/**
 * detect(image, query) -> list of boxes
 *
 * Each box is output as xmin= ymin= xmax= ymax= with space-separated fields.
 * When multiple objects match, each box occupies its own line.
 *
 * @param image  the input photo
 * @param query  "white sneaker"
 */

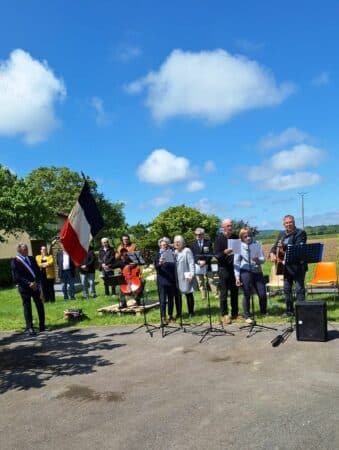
xmin=245 ymin=318 xmax=254 ymax=324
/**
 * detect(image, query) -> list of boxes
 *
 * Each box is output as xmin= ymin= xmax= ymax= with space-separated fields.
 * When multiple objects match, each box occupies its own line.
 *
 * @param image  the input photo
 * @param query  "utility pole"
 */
xmin=298 ymin=192 xmax=307 ymax=229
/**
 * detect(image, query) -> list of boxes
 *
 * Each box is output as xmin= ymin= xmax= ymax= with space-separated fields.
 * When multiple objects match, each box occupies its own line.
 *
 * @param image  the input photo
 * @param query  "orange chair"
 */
xmin=307 ymin=262 xmax=338 ymax=302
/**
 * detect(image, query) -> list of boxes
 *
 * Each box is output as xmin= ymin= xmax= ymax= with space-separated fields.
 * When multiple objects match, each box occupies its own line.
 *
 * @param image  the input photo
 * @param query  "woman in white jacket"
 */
xmin=174 ymin=235 xmax=196 ymax=319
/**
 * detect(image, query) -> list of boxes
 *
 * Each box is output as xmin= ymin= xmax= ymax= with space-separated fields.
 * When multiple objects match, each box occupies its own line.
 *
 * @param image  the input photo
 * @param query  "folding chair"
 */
xmin=307 ymin=262 xmax=338 ymax=302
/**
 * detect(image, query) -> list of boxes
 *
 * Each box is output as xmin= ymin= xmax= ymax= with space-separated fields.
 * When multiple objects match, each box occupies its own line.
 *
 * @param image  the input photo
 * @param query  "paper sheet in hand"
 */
xmin=160 ymin=249 xmax=175 ymax=263
xmin=249 ymin=242 xmax=262 ymax=260
xmin=195 ymin=264 xmax=207 ymax=275
xmin=227 ymin=239 xmax=241 ymax=254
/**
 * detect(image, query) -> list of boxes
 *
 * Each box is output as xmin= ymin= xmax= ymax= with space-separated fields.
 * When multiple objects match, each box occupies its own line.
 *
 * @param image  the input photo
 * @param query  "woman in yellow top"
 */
xmin=36 ymin=246 xmax=56 ymax=302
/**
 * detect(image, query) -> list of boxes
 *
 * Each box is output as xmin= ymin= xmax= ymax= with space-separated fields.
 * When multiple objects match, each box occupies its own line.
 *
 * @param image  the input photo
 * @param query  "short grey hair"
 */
xmin=158 ymin=237 xmax=171 ymax=247
xmin=195 ymin=227 xmax=205 ymax=234
xmin=173 ymin=235 xmax=185 ymax=245
xmin=101 ymin=237 xmax=109 ymax=244
xmin=16 ymin=243 xmax=28 ymax=252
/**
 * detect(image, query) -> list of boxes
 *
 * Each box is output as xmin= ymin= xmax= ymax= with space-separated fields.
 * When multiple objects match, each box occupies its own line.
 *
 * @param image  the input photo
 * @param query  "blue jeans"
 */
xmin=80 ymin=272 xmax=96 ymax=297
xmin=61 ymin=270 xmax=75 ymax=300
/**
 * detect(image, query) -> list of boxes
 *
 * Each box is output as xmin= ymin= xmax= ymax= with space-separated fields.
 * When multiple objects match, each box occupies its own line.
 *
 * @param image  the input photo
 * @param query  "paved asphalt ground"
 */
xmin=1 ymin=319 xmax=339 ymax=450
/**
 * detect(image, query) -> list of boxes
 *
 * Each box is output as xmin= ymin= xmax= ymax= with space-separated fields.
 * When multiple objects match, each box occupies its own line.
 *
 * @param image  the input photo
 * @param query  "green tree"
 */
xmin=134 ymin=205 xmax=221 ymax=261
xmin=25 ymin=166 xmax=126 ymax=245
xmin=0 ymin=164 xmax=54 ymax=241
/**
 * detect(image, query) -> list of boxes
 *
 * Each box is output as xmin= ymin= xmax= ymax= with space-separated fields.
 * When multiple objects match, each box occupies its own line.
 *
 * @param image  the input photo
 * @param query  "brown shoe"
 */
xmin=232 ymin=315 xmax=244 ymax=321
xmin=161 ymin=317 xmax=168 ymax=326
xmin=222 ymin=315 xmax=232 ymax=325
xmin=168 ymin=316 xmax=176 ymax=324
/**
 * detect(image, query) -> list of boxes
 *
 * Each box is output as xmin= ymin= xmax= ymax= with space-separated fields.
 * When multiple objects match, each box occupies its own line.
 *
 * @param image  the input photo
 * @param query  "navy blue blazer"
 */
xmin=11 ymin=255 xmax=41 ymax=293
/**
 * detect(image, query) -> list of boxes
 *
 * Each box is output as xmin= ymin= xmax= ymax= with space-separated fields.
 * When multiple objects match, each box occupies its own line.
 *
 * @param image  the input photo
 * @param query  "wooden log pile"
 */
xmin=97 ymin=299 xmax=160 ymax=316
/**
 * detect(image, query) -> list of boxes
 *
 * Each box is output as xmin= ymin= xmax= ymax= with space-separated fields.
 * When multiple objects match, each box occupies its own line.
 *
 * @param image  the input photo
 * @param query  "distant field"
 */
xmin=261 ymin=235 xmax=338 ymax=262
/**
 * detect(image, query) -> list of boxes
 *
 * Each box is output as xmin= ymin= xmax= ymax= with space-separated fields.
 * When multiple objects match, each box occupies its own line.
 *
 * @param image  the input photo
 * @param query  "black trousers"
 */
xmin=40 ymin=273 xmax=55 ymax=302
xmin=218 ymin=267 xmax=239 ymax=317
xmin=158 ymin=285 xmax=176 ymax=318
xmin=284 ymin=266 xmax=306 ymax=312
xmin=19 ymin=288 xmax=45 ymax=330
xmin=177 ymin=292 xmax=194 ymax=315
xmin=240 ymin=270 xmax=267 ymax=317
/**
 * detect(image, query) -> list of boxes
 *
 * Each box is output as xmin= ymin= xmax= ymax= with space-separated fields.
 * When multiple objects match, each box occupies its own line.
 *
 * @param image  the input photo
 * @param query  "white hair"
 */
xmin=173 ymin=235 xmax=185 ymax=245
xmin=158 ymin=236 xmax=171 ymax=247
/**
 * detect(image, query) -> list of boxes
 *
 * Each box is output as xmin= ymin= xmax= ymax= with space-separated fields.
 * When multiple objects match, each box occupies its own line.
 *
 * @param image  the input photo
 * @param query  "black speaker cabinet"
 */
xmin=295 ymin=301 xmax=327 ymax=342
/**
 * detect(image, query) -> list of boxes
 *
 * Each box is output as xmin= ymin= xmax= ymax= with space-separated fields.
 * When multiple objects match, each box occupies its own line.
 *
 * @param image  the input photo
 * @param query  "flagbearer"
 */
xmin=11 ymin=243 xmax=46 ymax=336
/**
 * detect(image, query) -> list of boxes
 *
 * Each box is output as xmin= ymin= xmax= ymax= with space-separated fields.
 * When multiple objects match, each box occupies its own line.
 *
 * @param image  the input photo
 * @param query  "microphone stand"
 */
xmin=193 ymin=254 xmax=234 ymax=343
xmin=239 ymin=243 xmax=277 ymax=338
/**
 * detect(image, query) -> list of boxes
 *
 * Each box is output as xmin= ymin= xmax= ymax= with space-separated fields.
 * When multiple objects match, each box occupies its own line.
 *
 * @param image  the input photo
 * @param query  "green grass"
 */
xmin=1 ymin=263 xmax=338 ymax=332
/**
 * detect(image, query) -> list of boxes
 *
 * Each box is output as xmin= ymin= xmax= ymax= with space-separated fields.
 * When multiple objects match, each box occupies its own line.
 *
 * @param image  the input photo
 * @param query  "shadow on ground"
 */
xmin=0 ymin=329 xmax=124 ymax=394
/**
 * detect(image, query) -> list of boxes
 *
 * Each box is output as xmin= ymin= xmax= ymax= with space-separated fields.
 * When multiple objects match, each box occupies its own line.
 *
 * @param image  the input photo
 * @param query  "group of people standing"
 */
xmin=11 ymin=214 xmax=307 ymax=334
xmin=154 ymin=214 xmax=307 ymax=327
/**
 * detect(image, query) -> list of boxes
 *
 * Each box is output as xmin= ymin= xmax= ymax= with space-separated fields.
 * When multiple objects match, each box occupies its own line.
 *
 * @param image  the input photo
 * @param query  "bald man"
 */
xmin=214 ymin=219 xmax=240 ymax=325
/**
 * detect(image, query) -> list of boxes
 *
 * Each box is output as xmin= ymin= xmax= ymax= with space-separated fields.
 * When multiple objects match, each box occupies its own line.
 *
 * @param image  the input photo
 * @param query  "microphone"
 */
xmin=271 ymin=334 xmax=284 ymax=347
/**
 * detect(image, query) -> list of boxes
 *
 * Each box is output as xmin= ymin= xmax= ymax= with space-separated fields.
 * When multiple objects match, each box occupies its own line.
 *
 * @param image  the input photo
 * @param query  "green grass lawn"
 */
xmin=1 ymin=262 xmax=338 ymax=332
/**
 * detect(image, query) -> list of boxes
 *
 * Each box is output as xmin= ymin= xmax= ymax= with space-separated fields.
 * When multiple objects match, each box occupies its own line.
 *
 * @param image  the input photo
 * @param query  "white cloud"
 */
xmin=311 ymin=71 xmax=329 ymax=86
xmin=0 ymin=49 xmax=66 ymax=144
xmin=262 ymin=172 xmax=321 ymax=191
xmin=204 ymin=160 xmax=216 ymax=173
xmin=270 ymin=144 xmax=324 ymax=171
xmin=114 ymin=44 xmax=142 ymax=62
xmin=140 ymin=189 xmax=173 ymax=209
xmin=126 ymin=48 xmax=295 ymax=123
xmin=193 ymin=198 xmax=219 ymax=214
xmin=137 ymin=149 xmax=192 ymax=184
xmin=186 ymin=180 xmax=205 ymax=192
xmin=259 ymin=127 xmax=308 ymax=150
xmin=91 ymin=96 xmax=111 ymax=126
xmin=247 ymin=144 xmax=324 ymax=191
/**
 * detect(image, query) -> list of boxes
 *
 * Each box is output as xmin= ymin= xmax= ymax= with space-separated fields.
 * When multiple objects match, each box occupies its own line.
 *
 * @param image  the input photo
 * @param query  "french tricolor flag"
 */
xmin=60 ymin=181 xmax=104 ymax=266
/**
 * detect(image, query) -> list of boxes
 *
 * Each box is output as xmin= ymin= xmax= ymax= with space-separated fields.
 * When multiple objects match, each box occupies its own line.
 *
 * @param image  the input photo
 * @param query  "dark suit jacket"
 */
xmin=190 ymin=239 xmax=214 ymax=270
xmin=214 ymin=233 xmax=238 ymax=269
xmin=11 ymin=255 xmax=41 ymax=293
xmin=56 ymin=251 xmax=76 ymax=278
xmin=79 ymin=249 xmax=96 ymax=274
xmin=270 ymin=227 xmax=307 ymax=275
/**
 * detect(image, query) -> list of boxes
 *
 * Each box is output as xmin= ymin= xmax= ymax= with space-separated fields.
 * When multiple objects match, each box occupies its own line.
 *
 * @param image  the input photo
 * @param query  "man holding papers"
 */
xmin=190 ymin=227 xmax=216 ymax=300
xmin=214 ymin=219 xmax=240 ymax=325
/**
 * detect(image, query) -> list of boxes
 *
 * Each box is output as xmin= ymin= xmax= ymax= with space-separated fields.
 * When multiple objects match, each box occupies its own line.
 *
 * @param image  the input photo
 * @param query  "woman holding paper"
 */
xmin=234 ymin=228 xmax=267 ymax=323
xmin=154 ymin=237 xmax=179 ymax=325
xmin=173 ymin=235 xmax=196 ymax=319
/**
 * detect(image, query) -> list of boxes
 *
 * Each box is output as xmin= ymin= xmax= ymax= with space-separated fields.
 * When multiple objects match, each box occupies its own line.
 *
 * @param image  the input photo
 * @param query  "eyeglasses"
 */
xmin=195 ymin=233 xmax=202 ymax=236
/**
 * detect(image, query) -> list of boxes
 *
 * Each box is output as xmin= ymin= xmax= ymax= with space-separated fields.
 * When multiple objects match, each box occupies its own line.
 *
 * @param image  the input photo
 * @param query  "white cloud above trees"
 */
xmin=126 ymin=48 xmax=294 ymax=123
xmin=247 ymin=144 xmax=324 ymax=191
xmin=0 ymin=49 xmax=66 ymax=144
xmin=137 ymin=149 xmax=192 ymax=184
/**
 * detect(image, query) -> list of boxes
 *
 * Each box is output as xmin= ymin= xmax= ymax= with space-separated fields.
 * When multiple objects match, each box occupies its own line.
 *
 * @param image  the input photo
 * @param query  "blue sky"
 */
xmin=0 ymin=0 xmax=338 ymax=230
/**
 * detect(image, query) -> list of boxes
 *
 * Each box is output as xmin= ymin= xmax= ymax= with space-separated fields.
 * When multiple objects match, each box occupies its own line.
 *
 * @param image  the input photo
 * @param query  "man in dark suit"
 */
xmin=190 ymin=227 xmax=215 ymax=299
xmin=11 ymin=243 xmax=45 ymax=335
xmin=270 ymin=214 xmax=307 ymax=316
xmin=214 ymin=218 xmax=240 ymax=325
